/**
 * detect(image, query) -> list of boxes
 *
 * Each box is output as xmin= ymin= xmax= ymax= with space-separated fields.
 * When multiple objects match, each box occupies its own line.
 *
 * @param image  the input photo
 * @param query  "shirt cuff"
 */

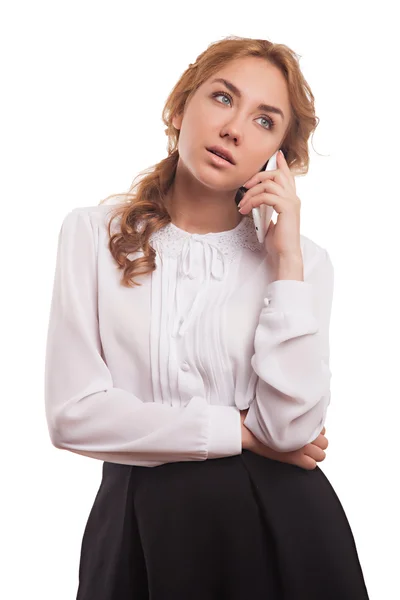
xmin=207 ymin=405 xmax=242 ymax=459
xmin=264 ymin=279 xmax=314 ymax=313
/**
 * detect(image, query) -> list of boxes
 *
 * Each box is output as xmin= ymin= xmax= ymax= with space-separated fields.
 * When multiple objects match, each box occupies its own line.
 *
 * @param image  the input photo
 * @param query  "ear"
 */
xmin=172 ymin=112 xmax=183 ymax=131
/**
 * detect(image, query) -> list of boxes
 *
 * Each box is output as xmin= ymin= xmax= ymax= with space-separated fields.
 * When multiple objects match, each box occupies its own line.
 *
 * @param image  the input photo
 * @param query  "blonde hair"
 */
xmin=100 ymin=35 xmax=320 ymax=287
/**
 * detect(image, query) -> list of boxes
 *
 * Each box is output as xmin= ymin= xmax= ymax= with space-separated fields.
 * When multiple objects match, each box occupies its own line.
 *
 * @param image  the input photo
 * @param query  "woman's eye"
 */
xmin=212 ymin=92 xmax=275 ymax=130
xmin=256 ymin=116 xmax=274 ymax=130
xmin=213 ymin=92 xmax=231 ymax=105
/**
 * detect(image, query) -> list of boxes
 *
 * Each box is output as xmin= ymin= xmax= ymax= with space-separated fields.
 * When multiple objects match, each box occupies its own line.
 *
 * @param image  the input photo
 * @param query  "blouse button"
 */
xmin=264 ymin=297 xmax=270 ymax=307
xmin=181 ymin=361 xmax=190 ymax=371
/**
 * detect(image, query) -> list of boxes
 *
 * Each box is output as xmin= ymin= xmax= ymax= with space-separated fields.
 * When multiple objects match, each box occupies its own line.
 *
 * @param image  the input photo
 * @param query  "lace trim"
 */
xmin=148 ymin=215 xmax=262 ymax=261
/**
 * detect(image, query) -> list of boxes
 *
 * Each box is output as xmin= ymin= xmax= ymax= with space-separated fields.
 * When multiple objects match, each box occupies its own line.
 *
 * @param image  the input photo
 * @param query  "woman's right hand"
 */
xmin=240 ymin=410 xmax=328 ymax=470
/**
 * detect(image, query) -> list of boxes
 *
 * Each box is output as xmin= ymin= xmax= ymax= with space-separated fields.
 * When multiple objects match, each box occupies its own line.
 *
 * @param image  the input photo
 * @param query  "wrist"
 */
xmin=269 ymin=253 xmax=304 ymax=281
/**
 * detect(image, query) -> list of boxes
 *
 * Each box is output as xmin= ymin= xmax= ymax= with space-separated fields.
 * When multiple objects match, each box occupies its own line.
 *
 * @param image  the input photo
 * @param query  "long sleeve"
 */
xmin=244 ymin=247 xmax=334 ymax=452
xmin=44 ymin=209 xmax=242 ymax=467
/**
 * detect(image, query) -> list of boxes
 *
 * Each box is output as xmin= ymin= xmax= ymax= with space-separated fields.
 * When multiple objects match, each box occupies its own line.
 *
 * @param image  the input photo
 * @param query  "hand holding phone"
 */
xmin=234 ymin=150 xmax=280 ymax=244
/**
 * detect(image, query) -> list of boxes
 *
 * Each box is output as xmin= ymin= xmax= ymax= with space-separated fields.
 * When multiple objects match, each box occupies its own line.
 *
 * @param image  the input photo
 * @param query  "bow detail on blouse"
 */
xmin=172 ymin=235 xmax=226 ymax=338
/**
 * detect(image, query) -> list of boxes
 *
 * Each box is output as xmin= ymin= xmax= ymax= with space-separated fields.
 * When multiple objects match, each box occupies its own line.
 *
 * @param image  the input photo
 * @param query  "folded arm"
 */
xmin=244 ymin=248 xmax=334 ymax=452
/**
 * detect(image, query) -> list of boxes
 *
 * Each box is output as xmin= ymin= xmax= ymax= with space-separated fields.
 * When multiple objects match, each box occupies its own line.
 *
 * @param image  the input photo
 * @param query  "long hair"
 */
xmin=100 ymin=35 xmax=320 ymax=287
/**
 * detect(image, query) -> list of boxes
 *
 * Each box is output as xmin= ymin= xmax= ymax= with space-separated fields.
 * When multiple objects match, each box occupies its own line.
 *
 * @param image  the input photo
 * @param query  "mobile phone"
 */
xmin=234 ymin=149 xmax=280 ymax=244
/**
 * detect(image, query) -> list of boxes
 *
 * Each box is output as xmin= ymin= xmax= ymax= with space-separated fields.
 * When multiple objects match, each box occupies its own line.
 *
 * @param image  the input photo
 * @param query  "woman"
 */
xmin=45 ymin=36 xmax=370 ymax=599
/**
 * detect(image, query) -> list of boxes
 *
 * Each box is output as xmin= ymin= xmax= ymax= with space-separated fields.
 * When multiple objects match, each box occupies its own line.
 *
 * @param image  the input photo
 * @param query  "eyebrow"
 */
xmin=210 ymin=77 xmax=285 ymax=121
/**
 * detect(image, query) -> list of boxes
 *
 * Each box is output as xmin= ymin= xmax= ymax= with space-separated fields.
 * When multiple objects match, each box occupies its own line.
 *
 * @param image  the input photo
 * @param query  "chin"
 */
xmin=193 ymin=164 xmax=238 ymax=192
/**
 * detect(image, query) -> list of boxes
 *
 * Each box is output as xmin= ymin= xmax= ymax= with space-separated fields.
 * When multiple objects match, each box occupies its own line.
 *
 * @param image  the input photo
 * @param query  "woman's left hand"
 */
xmin=240 ymin=409 xmax=328 ymax=470
xmin=238 ymin=150 xmax=302 ymax=261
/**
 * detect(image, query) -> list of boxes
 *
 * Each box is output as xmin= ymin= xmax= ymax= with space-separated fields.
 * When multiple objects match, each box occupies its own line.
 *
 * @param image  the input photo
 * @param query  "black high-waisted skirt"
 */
xmin=76 ymin=450 xmax=370 ymax=599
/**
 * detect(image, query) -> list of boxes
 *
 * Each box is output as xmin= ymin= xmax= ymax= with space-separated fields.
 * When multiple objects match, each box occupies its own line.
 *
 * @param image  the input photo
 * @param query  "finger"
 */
xmin=301 ymin=456 xmax=317 ymax=470
xmin=311 ymin=426 xmax=326 ymax=443
xmin=245 ymin=174 xmax=290 ymax=198
xmin=311 ymin=433 xmax=329 ymax=450
xmin=238 ymin=192 xmax=282 ymax=215
xmin=266 ymin=219 xmax=275 ymax=235
xmin=277 ymin=150 xmax=296 ymax=191
xmin=266 ymin=448 xmax=317 ymax=471
xmin=241 ymin=179 xmax=283 ymax=203
xmin=287 ymin=451 xmax=317 ymax=471
xmin=304 ymin=443 xmax=326 ymax=462
xmin=243 ymin=166 xmax=290 ymax=191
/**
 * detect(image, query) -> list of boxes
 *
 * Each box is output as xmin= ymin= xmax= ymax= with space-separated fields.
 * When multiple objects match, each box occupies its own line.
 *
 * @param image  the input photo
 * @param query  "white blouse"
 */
xmin=44 ymin=202 xmax=334 ymax=467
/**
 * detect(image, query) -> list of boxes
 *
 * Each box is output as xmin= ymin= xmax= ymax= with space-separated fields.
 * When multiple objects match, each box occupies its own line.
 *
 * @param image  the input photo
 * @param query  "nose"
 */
xmin=220 ymin=116 xmax=243 ymax=144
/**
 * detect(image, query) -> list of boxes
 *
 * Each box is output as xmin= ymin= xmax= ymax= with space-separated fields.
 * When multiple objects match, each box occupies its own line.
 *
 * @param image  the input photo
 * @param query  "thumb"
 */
xmin=266 ymin=219 xmax=275 ymax=235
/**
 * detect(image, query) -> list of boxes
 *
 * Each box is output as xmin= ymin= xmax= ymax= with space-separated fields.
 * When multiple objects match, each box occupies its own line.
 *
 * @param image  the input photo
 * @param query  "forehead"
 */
xmin=209 ymin=57 xmax=288 ymax=96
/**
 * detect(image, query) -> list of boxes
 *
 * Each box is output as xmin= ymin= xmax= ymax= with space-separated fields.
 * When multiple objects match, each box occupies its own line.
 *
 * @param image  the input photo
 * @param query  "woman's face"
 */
xmin=172 ymin=56 xmax=292 ymax=193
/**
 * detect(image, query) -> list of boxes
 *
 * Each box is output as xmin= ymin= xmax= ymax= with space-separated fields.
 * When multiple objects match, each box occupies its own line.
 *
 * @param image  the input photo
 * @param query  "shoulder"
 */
xmin=60 ymin=202 xmax=122 ymax=234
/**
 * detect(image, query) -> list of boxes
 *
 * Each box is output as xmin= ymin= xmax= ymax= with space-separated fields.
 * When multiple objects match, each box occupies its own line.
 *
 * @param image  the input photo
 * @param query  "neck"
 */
xmin=164 ymin=160 xmax=243 ymax=234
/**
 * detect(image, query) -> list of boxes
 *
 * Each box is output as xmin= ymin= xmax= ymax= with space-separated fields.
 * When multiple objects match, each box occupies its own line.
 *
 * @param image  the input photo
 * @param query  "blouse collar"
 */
xmin=149 ymin=215 xmax=262 ymax=337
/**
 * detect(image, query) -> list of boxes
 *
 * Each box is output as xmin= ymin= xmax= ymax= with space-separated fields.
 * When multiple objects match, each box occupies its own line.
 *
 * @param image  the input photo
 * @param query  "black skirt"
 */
xmin=76 ymin=450 xmax=370 ymax=599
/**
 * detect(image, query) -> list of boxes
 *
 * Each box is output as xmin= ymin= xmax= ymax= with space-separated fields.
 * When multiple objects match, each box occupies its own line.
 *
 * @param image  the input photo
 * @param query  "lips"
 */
xmin=206 ymin=146 xmax=235 ymax=164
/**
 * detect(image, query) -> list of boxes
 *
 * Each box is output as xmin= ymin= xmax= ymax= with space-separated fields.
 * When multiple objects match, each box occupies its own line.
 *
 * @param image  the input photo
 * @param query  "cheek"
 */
xmin=177 ymin=127 xmax=197 ymax=164
xmin=178 ymin=116 xmax=203 ymax=159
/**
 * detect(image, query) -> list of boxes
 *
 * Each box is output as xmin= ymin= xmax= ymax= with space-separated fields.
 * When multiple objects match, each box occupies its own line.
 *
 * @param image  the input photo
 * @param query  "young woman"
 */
xmin=45 ymin=36 xmax=370 ymax=599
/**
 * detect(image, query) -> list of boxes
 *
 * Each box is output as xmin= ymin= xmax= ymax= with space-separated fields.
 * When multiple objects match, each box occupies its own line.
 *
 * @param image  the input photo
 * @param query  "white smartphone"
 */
xmin=234 ymin=149 xmax=280 ymax=244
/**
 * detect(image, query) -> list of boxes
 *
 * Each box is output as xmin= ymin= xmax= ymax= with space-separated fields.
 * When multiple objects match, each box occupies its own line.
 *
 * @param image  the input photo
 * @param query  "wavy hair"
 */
xmin=100 ymin=35 xmax=321 ymax=287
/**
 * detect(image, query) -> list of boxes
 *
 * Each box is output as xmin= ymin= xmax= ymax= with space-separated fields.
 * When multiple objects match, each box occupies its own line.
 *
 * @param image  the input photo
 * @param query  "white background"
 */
xmin=1 ymin=1 xmax=398 ymax=598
